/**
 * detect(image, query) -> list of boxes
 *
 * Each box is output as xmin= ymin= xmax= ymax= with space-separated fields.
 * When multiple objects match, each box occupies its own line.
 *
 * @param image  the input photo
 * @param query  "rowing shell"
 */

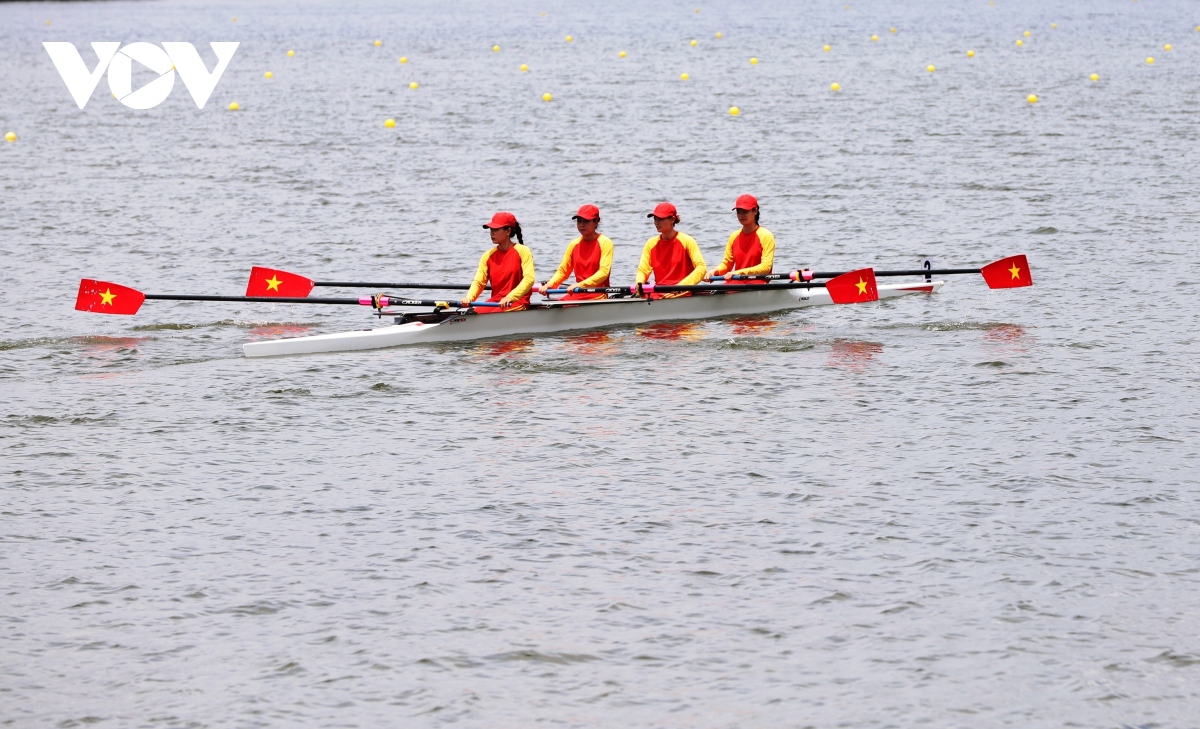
xmin=241 ymin=281 xmax=943 ymax=357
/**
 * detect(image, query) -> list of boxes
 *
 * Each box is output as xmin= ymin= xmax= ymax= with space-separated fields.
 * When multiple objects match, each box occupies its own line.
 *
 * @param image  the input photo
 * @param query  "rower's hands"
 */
xmin=498 ymin=295 xmax=516 ymax=309
xmin=537 ymin=283 xmax=549 ymax=295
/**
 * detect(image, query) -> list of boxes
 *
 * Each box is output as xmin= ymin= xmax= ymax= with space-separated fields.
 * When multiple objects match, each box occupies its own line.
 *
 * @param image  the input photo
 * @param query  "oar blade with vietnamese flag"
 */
xmin=75 ymin=279 xmax=146 ymax=315
xmin=980 ymin=255 xmax=1033 ymax=289
xmin=246 ymin=266 xmax=315 ymax=297
xmin=825 ymin=268 xmax=879 ymax=304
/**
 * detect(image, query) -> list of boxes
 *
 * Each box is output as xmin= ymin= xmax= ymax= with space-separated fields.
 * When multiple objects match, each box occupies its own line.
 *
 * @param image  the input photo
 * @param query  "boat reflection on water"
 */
xmin=636 ymin=321 xmax=704 ymax=341
xmin=477 ymin=339 xmax=534 ymax=357
xmin=828 ymin=339 xmax=884 ymax=371
xmin=983 ymin=323 xmax=1027 ymax=343
xmin=729 ymin=315 xmax=778 ymax=337
xmin=246 ymin=324 xmax=312 ymax=340
xmin=565 ymin=330 xmax=617 ymax=355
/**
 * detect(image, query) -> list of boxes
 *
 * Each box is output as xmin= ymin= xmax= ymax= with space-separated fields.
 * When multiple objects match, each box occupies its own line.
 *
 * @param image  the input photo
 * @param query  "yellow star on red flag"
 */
xmin=100 ymin=288 xmax=116 ymax=306
xmin=1008 ymin=264 xmax=1021 ymax=280
xmin=855 ymin=278 xmax=868 ymax=295
xmin=264 ymin=275 xmax=282 ymax=291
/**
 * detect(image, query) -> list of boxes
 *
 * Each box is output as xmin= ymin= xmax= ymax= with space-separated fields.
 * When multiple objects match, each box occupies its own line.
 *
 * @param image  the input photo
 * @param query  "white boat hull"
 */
xmin=242 ymin=281 xmax=943 ymax=357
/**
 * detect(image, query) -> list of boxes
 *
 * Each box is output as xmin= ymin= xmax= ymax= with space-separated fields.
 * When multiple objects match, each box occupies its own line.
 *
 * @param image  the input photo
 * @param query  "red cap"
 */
xmin=483 ymin=211 xmax=518 ymax=229
xmin=733 ymin=194 xmax=759 ymax=210
xmin=647 ymin=202 xmax=678 ymax=218
xmin=573 ymin=204 xmax=600 ymax=221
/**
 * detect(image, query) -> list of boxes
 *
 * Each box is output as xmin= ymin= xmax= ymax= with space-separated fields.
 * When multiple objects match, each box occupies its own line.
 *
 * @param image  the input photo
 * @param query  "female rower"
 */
xmin=634 ymin=202 xmax=706 ymax=299
xmin=537 ymin=204 xmax=613 ymax=300
xmin=460 ymin=212 xmax=536 ymax=314
xmin=708 ymin=194 xmax=775 ymax=285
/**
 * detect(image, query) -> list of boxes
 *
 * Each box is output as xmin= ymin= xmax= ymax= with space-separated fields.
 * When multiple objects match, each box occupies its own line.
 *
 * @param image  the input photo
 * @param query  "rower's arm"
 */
xmin=463 ymin=250 xmax=491 ymax=302
xmin=509 ymin=245 xmax=536 ymax=300
xmin=711 ymin=232 xmax=737 ymax=276
xmin=575 ymin=236 xmax=614 ymax=288
xmin=545 ymin=239 xmax=578 ymax=290
xmin=733 ymin=229 xmax=775 ymax=276
xmin=677 ymin=234 xmax=708 ymax=286
xmin=635 ymin=237 xmax=657 ymax=284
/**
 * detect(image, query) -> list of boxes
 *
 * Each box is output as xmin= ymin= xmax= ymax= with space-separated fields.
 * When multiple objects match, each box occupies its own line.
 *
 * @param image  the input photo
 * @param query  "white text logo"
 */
xmin=43 ymin=42 xmax=239 ymax=110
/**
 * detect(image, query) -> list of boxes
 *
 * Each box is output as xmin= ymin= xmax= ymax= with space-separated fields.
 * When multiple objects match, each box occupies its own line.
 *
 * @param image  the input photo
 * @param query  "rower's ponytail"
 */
xmin=510 ymin=222 xmax=524 ymax=246
xmin=755 ymin=208 xmax=761 ymax=224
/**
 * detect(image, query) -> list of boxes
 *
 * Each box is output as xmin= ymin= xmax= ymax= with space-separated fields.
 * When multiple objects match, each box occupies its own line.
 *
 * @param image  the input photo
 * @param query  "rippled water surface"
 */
xmin=3 ymin=0 xmax=1200 ymax=726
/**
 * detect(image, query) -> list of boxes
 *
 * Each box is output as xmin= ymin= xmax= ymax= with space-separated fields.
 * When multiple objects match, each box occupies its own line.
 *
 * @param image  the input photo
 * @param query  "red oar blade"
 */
xmin=246 ymin=267 xmax=315 ymax=297
xmin=825 ymin=268 xmax=879 ymax=304
xmin=75 ymin=279 xmax=146 ymax=315
xmin=981 ymin=255 xmax=1033 ymax=288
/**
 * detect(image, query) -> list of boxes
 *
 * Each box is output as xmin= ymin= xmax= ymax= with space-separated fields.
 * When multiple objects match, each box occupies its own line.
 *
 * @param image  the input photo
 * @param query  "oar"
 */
xmin=547 ymin=268 xmax=881 ymax=304
xmin=720 ymin=254 xmax=1032 ymax=289
xmin=245 ymin=267 xmax=484 ymax=297
xmin=74 ymin=280 xmax=490 ymax=315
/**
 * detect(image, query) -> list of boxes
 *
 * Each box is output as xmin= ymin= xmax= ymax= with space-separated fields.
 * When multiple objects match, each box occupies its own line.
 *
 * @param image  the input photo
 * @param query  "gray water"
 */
xmin=3 ymin=0 xmax=1200 ymax=726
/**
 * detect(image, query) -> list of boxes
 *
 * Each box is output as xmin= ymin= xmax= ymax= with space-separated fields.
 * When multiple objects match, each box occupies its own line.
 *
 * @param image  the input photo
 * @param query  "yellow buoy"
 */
xmin=287 ymin=50 xmax=295 ymax=57
xmin=1090 ymin=73 xmax=1099 ymax=81
xmin=716 ymin=32 xmax=723 ymax=39
xmin=232 ymin=17 xmax=237 ymax=22
xmin=565 ymin=35 xmax=573 ymax=42
xmin=264 ymin=71 xmax=273 ymax=79
xmin=4 ymin=131 xmax=15 ymax=142
xmin=542 ymin=92 xmax=553 ymax=101
xmin=1024 ymin=30 xmax=1031 ymax=37
xmin=967 ymin=49 xmax=975 ymax=57
xmin=1164 ymin=44 xmax=1172 ymax=51
xmin=1016 ymin=39 xmax=1024 ymax=46
xmin=374 ymin=40 xmax=382 ymax=47
xmin=619 ymin=50 xmax=627 ymax=57
xmin=890 ymin=28 xmax=896 ymax=33
xmin=1027 ymin=94 xmax=1038 ymax=103
xmin=384 ymin=118 xmax=396 ymax=128
xmin=45 ymin=20 xmax=51 ymax=25
xmin=729 ymin=106 xmax=740 ymax=116
xmin=823 ymin=45 xmax=831 ymax=52
xmin=410 ymin=81 xmax=419 ymax=89
xmin=1146 ymin=56 xmax=1155 ymax=64
xmin=399 ymin=56 xmax=408 ymax=64
xmin=228 ymin=101 xmax=239 ymax=110
xmin=871 ymin=34 xmax=879 ymax=42
xmin=680 ymin=72 xmax=690 ymax=80
xmin=750 ymin=57 xmax=758 ymax=65
xmin=927 ymin=64 xmax=935 ymax=72
xmin=1051 ymin=23 xmax=1058 ymax=29
xmin=831 ymin=82 xmax=841 ymax=91
xmin=493 ymin=45 xmax=500 ymax=52
xmin=691 ymin=39 xmax=698 ymax=47
xmin=695 ymin=7 xmax=700 ymax=11
xmin=520 ymin=64 xmax=529 ymax=72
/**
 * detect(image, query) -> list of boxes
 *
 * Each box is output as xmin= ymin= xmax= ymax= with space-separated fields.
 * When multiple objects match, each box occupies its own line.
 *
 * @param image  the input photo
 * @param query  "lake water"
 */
xmin=2 ymin=0 xmax=1199 ymax=726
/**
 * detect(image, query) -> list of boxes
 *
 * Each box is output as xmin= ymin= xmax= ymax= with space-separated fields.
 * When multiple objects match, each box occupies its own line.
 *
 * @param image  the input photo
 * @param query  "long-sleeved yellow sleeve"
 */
xmin=545 ymin=239 xmax=580 ymax=290
xmin=676 ymin=233 xmax=707 ymax=286
xmin=635 ymin=237 xmax=658 ymax=284
xmin=509 ymin=244 xmax=536 ymax=300
xmin=463 ymin=248 xmax=493 ymax=303
xmin=712 ymin=233 xmax=738 ymax=277
xmin=574 ymin=235 xmax=613 ymax=288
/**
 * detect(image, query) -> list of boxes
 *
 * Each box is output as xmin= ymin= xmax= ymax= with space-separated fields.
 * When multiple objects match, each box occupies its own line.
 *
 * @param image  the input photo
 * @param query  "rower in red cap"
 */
xmin=538 ymin=204 xmax=613 ymax=300
xmin=708 ymin=194 xmax=775 ymax=284
xmin=461 ymin=212 xmax=537 ymax=314
xmin=634 ymin=202 xmax=707 ymax=298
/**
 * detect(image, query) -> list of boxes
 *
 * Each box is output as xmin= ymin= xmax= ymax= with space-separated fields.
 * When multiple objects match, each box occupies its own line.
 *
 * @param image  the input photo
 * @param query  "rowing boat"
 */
xmin=241 ymin=280 xmax=943 ymax=357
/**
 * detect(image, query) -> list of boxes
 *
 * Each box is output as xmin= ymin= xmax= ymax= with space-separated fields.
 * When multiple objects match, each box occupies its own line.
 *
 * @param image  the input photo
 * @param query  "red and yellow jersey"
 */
xmin=546 ymin=235 xmax=613 ymax=300
xmin=711 ymin=227 xmax=775 ymax=283
xmin=464 ymin=243 xmax=535 ymax=313
xmin=635 ymin=232 xmax=706 ymax=288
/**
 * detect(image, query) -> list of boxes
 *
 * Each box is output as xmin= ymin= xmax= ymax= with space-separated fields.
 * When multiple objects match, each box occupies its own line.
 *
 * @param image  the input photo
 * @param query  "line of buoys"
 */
xmin=1164 ymin=44 xmax=1172 ymax=51
xmin=831 ymin=82 xmax=841 ymax=91
xmin=716 ymin=32 xmax=723 ymax=39
xmin=968 ymin=49 xmax=975 ymax=57
xmin=374 ymin=40 xmax=382 ymax=47
xmin=749 ymin=57 xmax=758 ymax=65
xmin=871 ymin=34 xmax=879 ymax=41
xmin=264 ymin=71 xmax=273 ymax=79
xmin=287 ymin=50 xmax=295 ymax=57
xmin=927 ymin=64 xmax=936 ymax=72
xmin=1024 ymin=30 xmax=1031 ymax=37
xmin=493 ymin=45 xmax=500 ymax=52
xmin=520 ymin=64 xmax=529 ymax=72
xmin=890 ymin=28 xmax=896 ymax=33
xmin=680 ymin=72 xmax=690 ymax=80
xmin=691 ymin=39 xmax=698 ymax=47
xmin=228 ymin=101 xmax=239 ymax=110
xmin=565 ymin=35 xmax=573 ymax=42
xmin=384 ymin=118 xmax=396 ymax=128
xmin=823 ymin=45 xmax=831 ymax=52
xmin=619 ymin=50 xmax=627 ymax=57
xmin=1052 ymin=23 xmax=1058 ymax=29
xmin=1146 ymin=56 xmax=1155 ymax=64
xmin=399 ymin=56 xmax=408 ymax=64
xmin=1027 ymin=94 xmax=1038 ymax=103
xmin=1016 ymin=39 xmax=1024 ymax=46
xmin=1090 ymin=73 xmax=1099 ymax=81
xmin=4 ymin=131 xmax=15 ymax=142
xmin=729 ymin=106 xmax=740 ymax=116
xmin=410 ymin=81 xmax=419 ymax=89
xmin=542 ymin=92 xmax=553 ymax=101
